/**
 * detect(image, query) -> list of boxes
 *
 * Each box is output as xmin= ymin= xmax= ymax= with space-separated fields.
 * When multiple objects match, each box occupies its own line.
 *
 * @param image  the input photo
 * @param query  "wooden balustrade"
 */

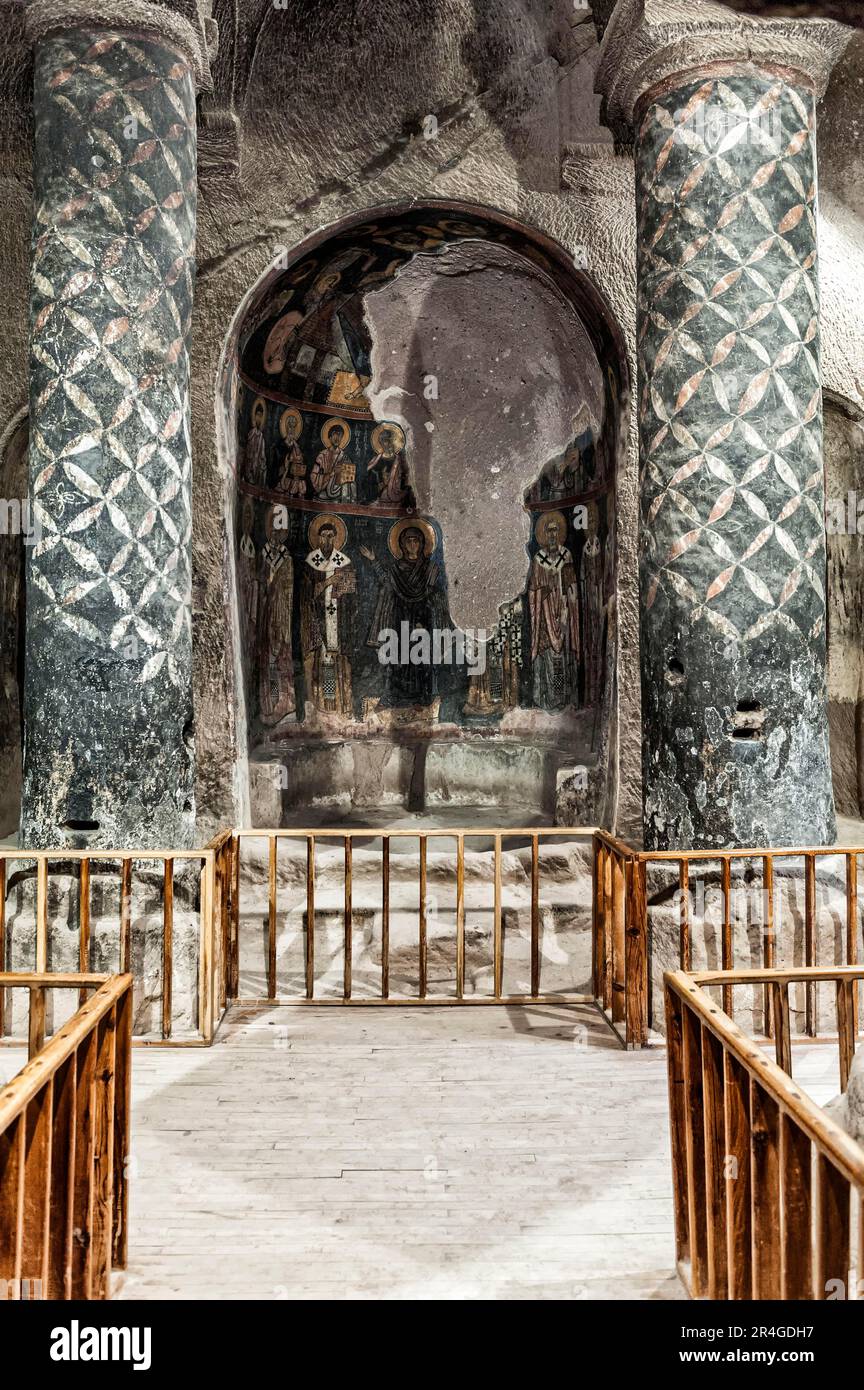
xmin=592 ymin=831 xmax=648 ymax=1048
xmin=0 ymin=973 xmax=132 ymax=1300
xmin=0 ymin=848 xmax=222 ymax=1047
xmin=229 ymin=827 xmax=597 ymax=1009
xmin=666 ymin=965 xmax=864 ymax=1300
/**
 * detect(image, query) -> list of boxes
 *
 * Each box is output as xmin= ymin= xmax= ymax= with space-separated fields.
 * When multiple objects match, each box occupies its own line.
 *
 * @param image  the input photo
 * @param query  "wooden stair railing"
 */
xmin=665 ymin=966 xmax=864 ymax=1300
xmin=0 ymin=973 xmax=132 ymax=1300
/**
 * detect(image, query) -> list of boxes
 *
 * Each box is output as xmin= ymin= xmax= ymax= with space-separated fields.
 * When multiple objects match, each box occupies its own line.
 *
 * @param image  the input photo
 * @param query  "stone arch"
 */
xmin=216 ymin=201 xmax=630 ymax=826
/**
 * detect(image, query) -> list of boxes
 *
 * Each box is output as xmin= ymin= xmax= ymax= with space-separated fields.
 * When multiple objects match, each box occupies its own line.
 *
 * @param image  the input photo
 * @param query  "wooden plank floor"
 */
xmin=114 ymin=1002 xmax=686 ymax=1300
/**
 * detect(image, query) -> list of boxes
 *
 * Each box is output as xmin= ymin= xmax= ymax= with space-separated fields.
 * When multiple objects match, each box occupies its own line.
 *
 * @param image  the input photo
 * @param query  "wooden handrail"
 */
xmin=666 ymin=965 xmax=864 ymax=1300
xmin=0 ymin=975 xmax=130 ymax=1130
xmin=667 ymin=970 xmax=864 ymax=1190
xmin=230 ymin=825 xmax=598 ymax=1014
xmin=0 ymin=973 xmax=133 ymax=1300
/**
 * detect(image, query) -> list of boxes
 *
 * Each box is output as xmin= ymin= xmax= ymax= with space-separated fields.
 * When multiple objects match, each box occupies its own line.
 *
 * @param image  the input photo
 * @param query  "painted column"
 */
xmin=597 ymin=1 xmax=850 ymax=848
xmin=22 ymin=3 xmax=213 ymax=848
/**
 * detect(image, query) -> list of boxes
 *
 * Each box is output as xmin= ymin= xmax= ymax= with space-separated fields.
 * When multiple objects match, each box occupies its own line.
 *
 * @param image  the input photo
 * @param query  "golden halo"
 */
xmin=535 ymin=510 xmax=568 ymax=547
xmin=308 ymin=513 xmax=347 ymax=552
xmin=371 ymin=422 xmax=405 ymax=456
xmin=251 ymin=395 xmax=267 ymax=425
xmin=388 ymin=517 xmax=436 ymax=560
xmin=320 ymin=417 xmax=350 ymax=448
xmin=313 ymin=270 xmax=341 ymax=296
xmin=279 ymin=407 xmax=303 ymax=440
xmin=438 ymin=218 xmax=487 ymax=237
xmin=289 ymin=259 xmax=317 ymax=283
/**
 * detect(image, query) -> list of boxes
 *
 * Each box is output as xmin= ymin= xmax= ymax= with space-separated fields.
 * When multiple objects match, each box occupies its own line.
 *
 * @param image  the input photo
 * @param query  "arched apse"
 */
xmin=218 ymin=203 xmax=629 ymax=826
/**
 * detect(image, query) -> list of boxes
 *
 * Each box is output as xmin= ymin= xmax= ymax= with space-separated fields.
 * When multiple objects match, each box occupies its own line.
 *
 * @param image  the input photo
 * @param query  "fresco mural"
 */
xmin=232 ymin=208 xmax=619 ymax=756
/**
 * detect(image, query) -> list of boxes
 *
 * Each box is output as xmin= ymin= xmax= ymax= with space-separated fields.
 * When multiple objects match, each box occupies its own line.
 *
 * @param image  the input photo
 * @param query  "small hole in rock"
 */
xmin=63 ymin=819 xmax=99 ymax=832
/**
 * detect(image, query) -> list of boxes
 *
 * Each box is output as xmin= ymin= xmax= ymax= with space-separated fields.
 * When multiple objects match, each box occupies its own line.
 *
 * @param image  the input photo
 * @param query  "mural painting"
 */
xmin=232 ymin=209 xmax=619 ymax=756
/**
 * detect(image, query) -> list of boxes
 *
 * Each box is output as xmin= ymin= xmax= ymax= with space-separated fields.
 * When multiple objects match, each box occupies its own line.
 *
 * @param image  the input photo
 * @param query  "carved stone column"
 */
xmin=21 ymin=1 xmax=213 ymax=848
xmin=597 ymin=0 xmax=851 ymax=848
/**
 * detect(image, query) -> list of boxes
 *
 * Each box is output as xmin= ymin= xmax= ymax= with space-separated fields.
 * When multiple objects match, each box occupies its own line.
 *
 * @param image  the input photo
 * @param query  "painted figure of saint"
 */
xmin=580 ymin=529 xmax=605 ymax=707
xmin=465 ymin=598 xmax=523 ymax=717
xmin=238 ymin=496 xmax=259 ymax=640
xmin=528 ymin=511 xmax=580 ymax=711
xmin=276 ymin=407 xmax=307 ymax=497
xmin=366 ymin=423 xmax=413 ymax=508
xmin=311 ymin=418 xmax=355 ymax=502
xmin=244 ymin=397 xmax=268 ymax=486
xmin=361 ymin=519 xmax=448 ymax=707
xmin=258 ymin=505 xmax=295 ymax=727
xmin=300 ymin=515 xmax=356 ymax=718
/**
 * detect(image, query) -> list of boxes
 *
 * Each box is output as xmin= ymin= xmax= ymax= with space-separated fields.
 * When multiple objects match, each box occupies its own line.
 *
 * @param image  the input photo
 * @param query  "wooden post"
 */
xmin=380 ymin=836 xmax=389 ymax=1001
xmin=267 ymin=837 xmax=277 ymax=1001
xmin=119 ymin=858 xmax=132 ymax=975
xmin=681 ymin=1004 xmax=708 ymax=1297
xmin=721 ymin=856 xmax=732 ymax=1017
xmin=0 ymin=1113 xmax=24 ymax=1291
xmin=592 ymin=836 xmax=605 ymax=1005
xmin=112 ymin=982 xmax=132 ymax=1270
xmin=771 ymin=981 xmax=792 ymax=1076
xmin=664 ymin=984 xmax=690 ymax=1271
xmin=780 ymin=1114 xmax=813 ymax=1299
xmin=0 ymin=858 xmax=5 ymax=1039
xmin=625 ymin=857 xmax=648 ymax=1047
xmin=724 ymin=1052 xmax=752 ymax=1300
xmin=493 ymin=834 xmax=502 ymax=999
xmin=343 ymin=836 xmax=352 ymax=1001
xmin=21 ymin=1081 xmax=52 ymax=1297
xmin=162 ymin=858 xmax=173 ymax=1040
xmin=419 ymin=836 xmax=427 ymax=1000
xmin=763 ymin=855 xmax=774 ymax=1038
xmin=78 ymin=859 xmax=91 ymax=1008
xmin=611 ymin=849 xmax=625 ymax=1025
xmin=531 ymin=834 xmax=540 ymax=999
xmin=89 ymin=1010 xmax=116 ymax=1299
xmin=679 ymin=858 xmax=690 ymax=971
xmin=306 ymin=836 xmax=315 ymax=1002
xmin=702 ymin=1027 xmax=728 ymax=1298
xmin=230 ymin=833 xmax=241 ymax=999
xmin=71 ymin=1029 xmax=97 ymax=1299
xmin=750 ymin=1079 xmax=781 ymax=1299
xmin=48 ymin=1054 xmax=76 ymax=1298
xmin=456 ymin=835 xmax=465 ymax=1001
xmin=814 ymin=1155 xmax=850 ymax=1299
xmin=805 ymin=852 xmax=817 ymax=1036
xmin=837 ymin=978 xmax=856 ymax=1093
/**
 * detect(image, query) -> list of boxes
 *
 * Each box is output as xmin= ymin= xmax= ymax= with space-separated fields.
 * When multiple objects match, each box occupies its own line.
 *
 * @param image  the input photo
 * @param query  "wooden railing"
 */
xmin=228 ymin=827 xmax=597 ymax=1008
xmin=666 ymin=965 xmax=864 ymax=1300
xmin=0 ymin=973 xmax=132 ymax=1300
xmin=647 ymin=845 xmax=862 ymax=1034
xmin=0 ymin=847 xmax=222 ymax=1046
xmin=593 ymin=831 xmax=647 ymax=1047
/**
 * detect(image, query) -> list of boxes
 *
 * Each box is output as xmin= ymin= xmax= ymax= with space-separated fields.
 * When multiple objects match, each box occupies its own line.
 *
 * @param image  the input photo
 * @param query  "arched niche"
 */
xmin=218 ymin=203 xmax=629 ymax=826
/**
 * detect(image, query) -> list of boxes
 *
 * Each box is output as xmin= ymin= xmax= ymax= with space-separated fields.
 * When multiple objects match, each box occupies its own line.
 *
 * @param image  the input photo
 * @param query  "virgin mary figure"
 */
xmin=360 ymin=520 xmax=448 ymax=707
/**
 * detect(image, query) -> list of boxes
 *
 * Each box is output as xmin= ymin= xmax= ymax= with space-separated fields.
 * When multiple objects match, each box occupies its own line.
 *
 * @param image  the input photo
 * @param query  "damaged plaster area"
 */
xmin=364 ymin=240 xmax=604 ymax=635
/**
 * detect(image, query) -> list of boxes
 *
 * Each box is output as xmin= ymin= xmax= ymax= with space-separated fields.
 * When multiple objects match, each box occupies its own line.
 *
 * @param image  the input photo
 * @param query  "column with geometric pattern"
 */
xmin=22 ymin=25 xmax=199 ymax=848
xmin=634 ymin=61 xmax=836 ymax=849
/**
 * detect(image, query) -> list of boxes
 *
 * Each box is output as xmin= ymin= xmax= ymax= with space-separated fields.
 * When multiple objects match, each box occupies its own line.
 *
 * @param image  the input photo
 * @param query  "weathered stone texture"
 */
xmin=22 ymin=29 xmax=197 ymax=848
xmin=635 ymin=68 xmax=835 ymax=849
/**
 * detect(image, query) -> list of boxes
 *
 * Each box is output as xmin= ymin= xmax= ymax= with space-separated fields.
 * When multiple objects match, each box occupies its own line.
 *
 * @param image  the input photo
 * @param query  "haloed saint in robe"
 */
xmin=300 ymin=527 xmax=356 ymax=718
xmin=363 ymin=524 xmax=448 ymax=708
xmin=580 ymin=534 xmax=605 ymax=707
xmin=528 ymin=522 xmax=580 ymax=711
xmin=258 ymin=515 xmax=295 ymax=727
